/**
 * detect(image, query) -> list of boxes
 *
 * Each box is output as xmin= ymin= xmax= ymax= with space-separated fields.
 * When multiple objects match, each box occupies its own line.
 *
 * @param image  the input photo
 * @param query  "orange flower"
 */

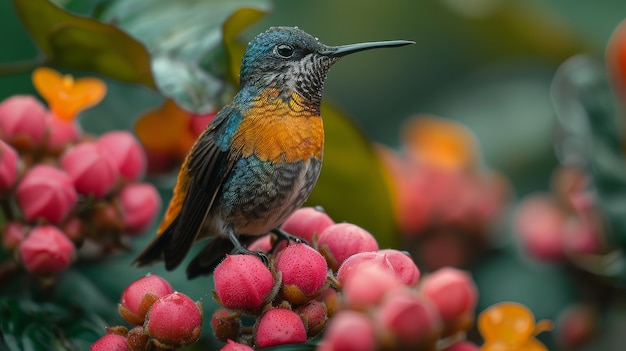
xmin=401 ymin=115 xmax=478 ymax=172
xmin=32 ymin=67 xmax=106 ymax=121
xmin=479 ymin=302 xmax=552 ymax=351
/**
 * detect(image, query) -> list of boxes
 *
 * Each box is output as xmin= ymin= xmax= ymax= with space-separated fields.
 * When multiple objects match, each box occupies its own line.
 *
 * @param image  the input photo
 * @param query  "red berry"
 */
xmin=119 ymin=274 xmax=174 ymax=325
xmin=281 ymin=207 xmax=334 ymax=243
xmin=213 ymin=255 xmax=276 ymax=310
xmin=145 ymin=292 xmax=203 ymax=348
xmin=90 ymin=333 xmax=129 ymax=351
xmin=19 ymin=225 xmax=75 ymax=276
xmin=255 ymin=308 xmax=307 ymax=348
xmin=16 ymin=165 xmax=77 ymax=224
xmin=276 ymin=243 xmax=328 ymax=304
xmin=318 ymin=311 xmax=376 ymax=351
xmin=96 ymin=131 xmax=146 ymax=181
xmin=317 ymin=223 xmax=378 ymax=271
xmin=61 ymin=142 xmax=119 ymax=198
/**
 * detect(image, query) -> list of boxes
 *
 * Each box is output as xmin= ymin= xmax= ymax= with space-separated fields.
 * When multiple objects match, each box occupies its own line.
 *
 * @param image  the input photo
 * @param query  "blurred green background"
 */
xmin=2 ymin=1 xmax=626 ymax=350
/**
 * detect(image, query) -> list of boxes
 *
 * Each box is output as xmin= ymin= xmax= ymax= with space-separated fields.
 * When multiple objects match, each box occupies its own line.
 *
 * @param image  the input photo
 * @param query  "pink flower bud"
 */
xmin=145 ymin=292 xmax=203 ymax=348
xmin=2 ymin=221 xmax=27 ymax=251
xmin=420 ymin=268 xmax=478 ymax=335
xmin=376 ymin=291 xmax=442 ymax=348
xmin=296 ymin=300 xmax=328 ymax=337
xmin=19 ymin=225 xmax=75 ymax=276
xmin=0 ymin=140 xmax=18 ymax=191
xmin=281 ymin=206 xmax=335 ymax=243
xmin=118 ymin=183 xmax=161 ymax=234
xmin=213 ymin=255 xmax=276 ymax=310
xmin=255 ymin=308 xmax=307 ymax=348
xmin=336 ymin=251 xmax=394 ymax=285
xmin=119 ymin=274 xmax=174 ymax=325
xmin=514 ymin=195 xmax=566 ymax=261
xmin=276 ymin=243 xmax=328 ymax=304
xmin=90 ymin=333 xmax=129 ymax=351
xmin=96 ymin=131 xmax=147 ymax=181
xmin=61 ymin=142 xmax=119 ymax=198
xmin=45 ymin=114 xmax=81 ymax=151
xmin=318 ymin=311 xmax=376 ymax=351
xmin=378 ymin=249 xmax=421 ymax=287
xmin=220 ymin=340 xmax=254 ymax=351
xmin=212 ymin=309 xmax=241 ymax=342
xmin=0 ymin=95 xmax=47 ymax=148
xmin=442 ymin=341 xmax=480 ymax=351
xmin=16 ymin=165 xmax=77 ymax=223
xmin=342 ymin=263 xmax=403 ymax=310
xmin=317 ymin=223 xmax=378 ymax=271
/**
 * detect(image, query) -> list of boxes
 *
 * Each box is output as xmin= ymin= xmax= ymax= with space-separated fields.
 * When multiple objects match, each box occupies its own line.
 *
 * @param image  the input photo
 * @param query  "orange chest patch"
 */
xmin=231 ymin=90 xmax=324 ymax=163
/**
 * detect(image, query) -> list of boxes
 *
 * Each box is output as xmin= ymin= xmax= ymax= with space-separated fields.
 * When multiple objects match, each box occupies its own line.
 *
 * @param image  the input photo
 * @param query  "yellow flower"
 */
xmin=32 ymin=67 xmax=106 ymax=121
xmin=479 ymin=302 xmax=553 ymax=351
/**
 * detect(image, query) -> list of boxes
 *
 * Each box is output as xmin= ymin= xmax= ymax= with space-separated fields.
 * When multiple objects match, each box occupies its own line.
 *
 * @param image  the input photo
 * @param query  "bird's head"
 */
xmin=239 ymin=26 xmax=413 ymax=106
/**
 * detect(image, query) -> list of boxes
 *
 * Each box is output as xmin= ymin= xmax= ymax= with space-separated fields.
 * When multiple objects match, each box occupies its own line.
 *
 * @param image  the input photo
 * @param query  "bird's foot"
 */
xmin=232 ymin=245 xmax=269 ymax=266
xmin=269 ymin=228 xmax=310 ymax=254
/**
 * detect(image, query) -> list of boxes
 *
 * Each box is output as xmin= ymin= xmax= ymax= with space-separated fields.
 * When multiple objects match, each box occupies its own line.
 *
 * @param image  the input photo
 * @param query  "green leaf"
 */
xmin=307 ymin=103 xmax=398 ymax=248
xmin=12 ymin=0 xmax=155 ymax=87
xmin=97 ymin=0 xmax=270 ymax=113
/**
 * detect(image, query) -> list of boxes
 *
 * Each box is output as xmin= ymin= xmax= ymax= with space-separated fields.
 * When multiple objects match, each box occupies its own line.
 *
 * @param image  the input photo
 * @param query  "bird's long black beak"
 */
xmin=322 ymin=40 xmax=415 ymax=57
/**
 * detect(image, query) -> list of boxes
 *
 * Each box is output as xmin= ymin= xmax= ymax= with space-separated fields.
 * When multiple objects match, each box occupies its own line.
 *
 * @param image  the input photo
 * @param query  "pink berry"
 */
xmin=318 ymin=311 xmax=376 ymax=351
xmin=514 ymin=195 xmax=566 ymax=261
xmin=317 ymin=223 xmax=378 ymax=271
xmin=145 ymin=292 xmax=203 ymax=348
xmin=220 ymin=340 xmax=254 ymax=351
xmin=61 ymin=142 xmax=119 ymax=198
xmin=276 ymin=243 xmax=328 ymax=304
xmin=90 ymin=333 xmax=129 ymax=351
xmin=0 ymin=95 xmax=47 ymax=148
xmin=19 ymin=225 xmax=75 ymax=276
xmin=0 ymin=140 xmax=18 ymax=191
xmin=420 ymin=268 xmax=478 ymax=326
xmin=376 ymin=291 xmax=442 ymax=347
xmin=45 ymin=114 xmax=81 ymax=151
xmin=378 ymin=249 xmax=421 ymax=287
xmin=342 ymin=262 xmax=403 ymax=309
xmin=255 ymin=308 xmax=307 ymax=348
xmin=296 ymin=300 xmax=328 ymax=337
xmin=281 ymin=207 xmax=334 ymax=243
xmin=96 ymin=131 xmax=147 ymax=181
xmin=213 ymin=255 xmax=276 ymax=310
xmin=16 ymin=165 xmax=77 ymax=224
xmin=118 ymin=183 xmax=161 ymax=234
xmin=119 ymin=274 xmax=174 ymax=325
xmin=336 ymin=251 xmax=394 ymax=285
xmin=556 ymin=304 xmax=598 ymax=348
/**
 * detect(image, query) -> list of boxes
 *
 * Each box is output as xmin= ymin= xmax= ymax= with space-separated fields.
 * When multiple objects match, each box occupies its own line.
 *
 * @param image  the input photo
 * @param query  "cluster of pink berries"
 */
xmin=91 ymin=274 xmax=203 ymax=350
xmin=0 ymin=95 xmax=160 ymax=279
xmin=212 ymin=207 xmax=480 ymax=350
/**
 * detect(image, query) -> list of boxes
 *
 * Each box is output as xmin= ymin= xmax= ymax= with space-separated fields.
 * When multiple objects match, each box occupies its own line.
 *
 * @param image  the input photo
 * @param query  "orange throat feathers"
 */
xmin=231 ymin=89 xmax=324 ymax=163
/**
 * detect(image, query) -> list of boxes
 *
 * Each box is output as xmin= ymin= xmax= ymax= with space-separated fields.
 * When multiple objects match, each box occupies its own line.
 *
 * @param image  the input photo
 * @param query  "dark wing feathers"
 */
xmin=158 ymin=106 xmax=241 ymax=270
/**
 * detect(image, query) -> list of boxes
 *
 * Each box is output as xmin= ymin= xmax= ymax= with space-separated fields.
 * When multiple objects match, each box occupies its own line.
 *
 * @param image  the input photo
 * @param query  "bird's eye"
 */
xmin=275 ymin=44 xmax=295 ymax=58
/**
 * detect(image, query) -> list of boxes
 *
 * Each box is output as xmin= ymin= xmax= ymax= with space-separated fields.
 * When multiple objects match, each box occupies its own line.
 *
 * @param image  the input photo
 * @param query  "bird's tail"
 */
xmin=186 ymin=237 xmax=234 ymax=279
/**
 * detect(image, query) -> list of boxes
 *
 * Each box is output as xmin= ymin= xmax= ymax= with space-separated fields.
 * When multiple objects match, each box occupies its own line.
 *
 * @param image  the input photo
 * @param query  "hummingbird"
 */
xmin=134 ymin=26 xmax=413 ymax=278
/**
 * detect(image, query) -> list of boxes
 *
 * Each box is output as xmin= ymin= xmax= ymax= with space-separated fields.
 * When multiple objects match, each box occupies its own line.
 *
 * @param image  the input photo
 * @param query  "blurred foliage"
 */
xmin=2 ymin=0 xmax=626 ymax=350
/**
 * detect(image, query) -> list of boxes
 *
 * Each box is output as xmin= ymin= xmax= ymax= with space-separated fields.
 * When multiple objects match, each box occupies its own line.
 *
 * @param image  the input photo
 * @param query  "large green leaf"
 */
xmin=306 ymin=103 xmax=398 ymax=248
xmin=11 ymin=0 xmax=154 ymax=87
xmin=97 ymin=0 xmax=270 ymax=113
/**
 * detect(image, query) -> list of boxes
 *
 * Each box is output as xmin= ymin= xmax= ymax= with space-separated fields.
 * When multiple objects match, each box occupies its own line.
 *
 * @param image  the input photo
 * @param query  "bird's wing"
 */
xmin=134 ymin=106 xmax=241 ymax=270
xmin=161 ymin=106 xmax=242 ymax=270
